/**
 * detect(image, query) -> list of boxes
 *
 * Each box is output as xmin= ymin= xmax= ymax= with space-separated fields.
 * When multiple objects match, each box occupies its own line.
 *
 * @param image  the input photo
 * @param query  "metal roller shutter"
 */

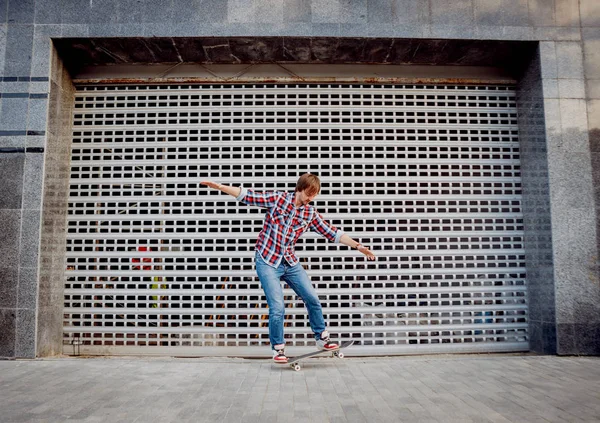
xmin=64 ymin=83 xmax=528 ymax=356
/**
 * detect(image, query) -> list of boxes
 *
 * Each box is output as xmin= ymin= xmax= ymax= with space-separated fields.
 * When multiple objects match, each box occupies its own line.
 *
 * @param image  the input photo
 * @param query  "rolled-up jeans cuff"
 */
xmin=273 ymin=343 xmax=285 ymax=350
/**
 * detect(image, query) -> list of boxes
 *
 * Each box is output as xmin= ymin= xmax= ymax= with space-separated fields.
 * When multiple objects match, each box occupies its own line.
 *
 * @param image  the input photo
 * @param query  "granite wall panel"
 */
xmin=391 ymin=0 xmax=428 ymax=25
xmin=284 ymin=0 xmax=312 ymax=23
xmin=367 ymin=0 xmax=394 ymax=24
xmin=114 ymin=0 xmax=143 ymax=24
xmin=17 ymin=267 xmax=38 ymax=311
xmin=255 ymin=0 xmax=285 ymax=24
xmin=311 ymin=0 xmax=342 ymax=24
xmin=431 ymin=0 xmax=473 ymax=27
xmin=31 ymin=25 xmax=60 ymax=78
xmin=555 ymin=0 xmax=580 ymax=27
xmin=528 ymin=0 xmax=556 ymax=27
xmin=34 ymin=44 xmax=74 ymax=358
xmin=557 ymin=78 xmax=585 ymax=98
xmin=0 ymin=266 xmax=18 ymax=309
xmin=0 ymin=209 xmax=22 ymax=269
xmin=541 ymin=41 xmax=600 ymax=354
xmin=583 ymin=28 xmax=600 ymax=81
xmin=338 ymin=0 xmax=367 ymax=24
xmin=0 ymin=154 xmax=23 ymax=209
xmin=0 ymin=309 xmax=16 ymax=357
xmin=585 ymin=21 xmax=600 ymax=265
xmin=0 ymin=209 xmax=21 ymax=358
xmin=581 ymin=0 xmax=600 ymax=272
xmin=15 ymin=308 xmax=35 ymax=357
xmin=0 ymin=0 xmax=7 ymax=24
xmin=0 ymin=24 xmax=7 ymax=74
xmin=19 ymin=209 xmax=41 ymax=269
xmin=559 ymin=100 xmax=590 ymax=152
xmin=61 ymin=0 xmax=92 ymax=25
xmin=4 ymin=24 xmax=33 ymax=76
xmin=580 ymin=0 xmax=600 ymax=27
xmin=8 ymin=0 xmax=34 ymax=24
xmin=33 ymin=0 xmax=61 ymax=24
xmin=474 ymin=0 xmax=529 ymax=27
xmin=517 ymin=47 xmax=557 ymax=354
xmin=556 ymin=42 xmax=584 ymax=79
xmin=0 ymin=97 xmax=28 ymax=131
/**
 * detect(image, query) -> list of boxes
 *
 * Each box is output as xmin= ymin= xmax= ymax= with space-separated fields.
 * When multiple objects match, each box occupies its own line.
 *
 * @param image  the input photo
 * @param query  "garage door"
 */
xmin=64 ymin=82 xmax=527 ymax=355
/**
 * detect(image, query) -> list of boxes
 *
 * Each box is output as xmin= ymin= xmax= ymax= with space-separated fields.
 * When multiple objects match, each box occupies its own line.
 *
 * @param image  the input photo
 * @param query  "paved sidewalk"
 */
xmin=1 ymin=354 xmax=599 ymax=422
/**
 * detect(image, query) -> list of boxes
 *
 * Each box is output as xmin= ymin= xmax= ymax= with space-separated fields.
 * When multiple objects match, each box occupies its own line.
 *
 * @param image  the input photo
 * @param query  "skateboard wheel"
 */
xmin=294 ymin=364 xmax=301 ymax=372
xmin=337 ymin=352 xmax=344 ymax=359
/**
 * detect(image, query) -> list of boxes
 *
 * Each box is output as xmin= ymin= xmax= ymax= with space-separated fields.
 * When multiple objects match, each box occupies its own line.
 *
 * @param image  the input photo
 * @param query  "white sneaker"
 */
xmin=316 ymin=330 xmax=339 ymax=351
xmin=272 ymin=347 xmax=288 ymax=363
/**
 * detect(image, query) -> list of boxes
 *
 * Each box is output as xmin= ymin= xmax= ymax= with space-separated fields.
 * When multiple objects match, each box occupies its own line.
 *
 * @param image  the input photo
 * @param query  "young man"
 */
xmin=201 ymin=174 xmax=375 ymax=363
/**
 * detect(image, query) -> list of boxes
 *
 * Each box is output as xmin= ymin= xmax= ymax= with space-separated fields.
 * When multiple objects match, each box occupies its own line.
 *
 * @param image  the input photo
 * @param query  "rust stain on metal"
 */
xmin=75 ymin=76 xmax=516 ymax=86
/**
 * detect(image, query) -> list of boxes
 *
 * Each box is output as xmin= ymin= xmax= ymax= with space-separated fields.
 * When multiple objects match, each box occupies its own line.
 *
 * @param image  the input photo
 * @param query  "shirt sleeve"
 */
xmin=310 ymin=211 xmax=344 ymax=243
xmin=237 ymin=188 xmax=282 ymax=209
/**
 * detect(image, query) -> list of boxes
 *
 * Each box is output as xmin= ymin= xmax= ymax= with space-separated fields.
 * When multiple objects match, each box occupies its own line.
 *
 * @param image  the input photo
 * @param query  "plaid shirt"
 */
xmin=236 ymin=188 xmax=344 ymax=267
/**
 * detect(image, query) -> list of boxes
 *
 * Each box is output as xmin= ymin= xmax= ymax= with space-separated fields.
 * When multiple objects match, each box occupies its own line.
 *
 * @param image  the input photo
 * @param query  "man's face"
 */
xmin=298 ymin=189 xmax=318 ymax=205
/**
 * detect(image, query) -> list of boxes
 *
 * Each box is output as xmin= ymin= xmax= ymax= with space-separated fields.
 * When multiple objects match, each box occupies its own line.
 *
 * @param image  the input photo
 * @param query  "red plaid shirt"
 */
xmin=237 ymin=188 xmax=344 ymax=267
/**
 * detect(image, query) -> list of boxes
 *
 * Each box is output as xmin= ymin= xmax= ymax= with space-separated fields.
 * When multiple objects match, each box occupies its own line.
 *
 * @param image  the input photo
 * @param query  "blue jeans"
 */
xmin=255 ymin=252 xmax=326 ymax=349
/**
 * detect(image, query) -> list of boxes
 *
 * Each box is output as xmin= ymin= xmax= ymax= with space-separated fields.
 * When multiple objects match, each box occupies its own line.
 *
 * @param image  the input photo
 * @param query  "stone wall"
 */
xmin=1 ymin=0 xmax=599 ymax=357
xmin=36 ymin=45 xmax=74 ymax=357
xmin=517 ymin=48 xmax=556 ymax=354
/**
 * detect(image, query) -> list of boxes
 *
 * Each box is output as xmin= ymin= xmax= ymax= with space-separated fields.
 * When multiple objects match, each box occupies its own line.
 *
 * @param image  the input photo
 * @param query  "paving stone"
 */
xmin=0 ymin=356 xmax=600 ymax=422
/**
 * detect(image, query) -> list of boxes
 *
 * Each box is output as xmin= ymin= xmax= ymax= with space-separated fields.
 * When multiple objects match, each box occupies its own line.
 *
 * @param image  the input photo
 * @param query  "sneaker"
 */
xmin=272 ymin=347 xmax=288 ymax=364
xmin=316 ymin=330 xmax=339 ymax=351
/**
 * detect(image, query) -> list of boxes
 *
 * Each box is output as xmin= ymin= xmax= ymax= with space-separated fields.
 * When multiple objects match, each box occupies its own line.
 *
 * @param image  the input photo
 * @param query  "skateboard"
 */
xmin=284 ymin=340 xmax=354 ymax=371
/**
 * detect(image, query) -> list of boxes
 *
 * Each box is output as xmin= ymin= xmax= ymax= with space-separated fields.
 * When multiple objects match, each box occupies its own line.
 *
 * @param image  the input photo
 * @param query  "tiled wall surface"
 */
xmin=1 ymin=0 xmax=599 ymax=357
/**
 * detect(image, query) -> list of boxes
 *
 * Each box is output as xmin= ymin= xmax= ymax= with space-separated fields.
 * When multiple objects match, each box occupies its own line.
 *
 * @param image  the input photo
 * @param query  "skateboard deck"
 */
xmin=283 ymin=340 xmax=354 ymax=371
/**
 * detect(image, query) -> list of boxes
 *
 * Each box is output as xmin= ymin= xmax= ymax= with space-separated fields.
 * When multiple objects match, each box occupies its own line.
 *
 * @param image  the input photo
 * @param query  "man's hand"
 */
xmin=201 ymin=181 xmax=221 ymax=190
xmin=358 ymin=245 xmax=376 ymax=261
xmin=340 ymin=234 xmax=376 ymax=260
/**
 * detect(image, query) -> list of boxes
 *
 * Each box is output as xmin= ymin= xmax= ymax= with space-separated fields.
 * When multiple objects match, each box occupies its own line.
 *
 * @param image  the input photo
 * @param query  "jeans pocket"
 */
xmin=255 ymin=250 xmax=265 ymax=266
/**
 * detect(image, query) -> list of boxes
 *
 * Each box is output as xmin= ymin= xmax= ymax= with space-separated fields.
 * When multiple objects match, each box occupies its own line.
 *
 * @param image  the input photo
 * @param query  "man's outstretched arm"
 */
xmin=311 ymin=212 xmax=376 ymax=261
xmin=201 ymin=181 xmax=281 ymax=208
xmin=339 ymin=234 xmax=376 ymax=261
xmin=201 ymin=181 xmax=242 ymax=198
